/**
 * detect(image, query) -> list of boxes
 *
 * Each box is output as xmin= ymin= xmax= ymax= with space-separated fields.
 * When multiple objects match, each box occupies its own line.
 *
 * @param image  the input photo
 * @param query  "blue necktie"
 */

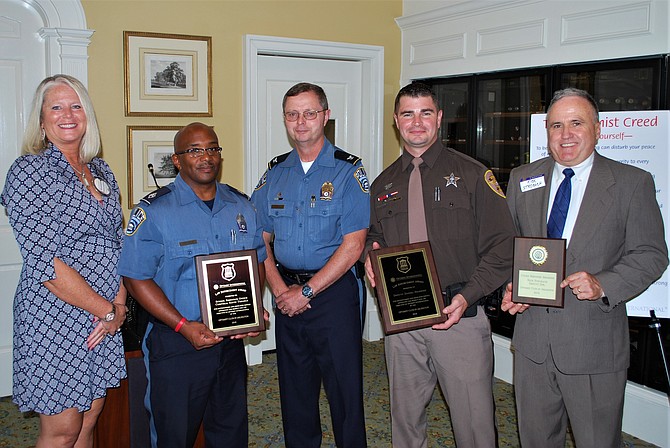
xmin=547 ymin=168 xmax=575 ymax=239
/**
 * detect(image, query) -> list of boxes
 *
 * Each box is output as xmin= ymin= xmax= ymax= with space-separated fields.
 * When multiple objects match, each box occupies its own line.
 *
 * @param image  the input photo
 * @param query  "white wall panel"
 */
xmin=477 ymin=19 xmax=546 ymax=55
xmin=410 ymin=34 xmax=465 ymax=65
xmin=561 ymin=3 xmax=651 ymax=45
xmin=398 ymin=0 xmax=669 ymax=82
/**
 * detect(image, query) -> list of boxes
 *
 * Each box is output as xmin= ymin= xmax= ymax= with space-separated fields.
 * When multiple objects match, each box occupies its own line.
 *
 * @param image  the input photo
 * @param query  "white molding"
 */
xmin=16 ymin=0 xmax=93 ymax=85
xmin=397 ymin=0 xmax=543 ymax=29
xmin=38 ymin=27 xmax=94 ymax=85
xmin=23 ymin=0 xmax=88 ymax=29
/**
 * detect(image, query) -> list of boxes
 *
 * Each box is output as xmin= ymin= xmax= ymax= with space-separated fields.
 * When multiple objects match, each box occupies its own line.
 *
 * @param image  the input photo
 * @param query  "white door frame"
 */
xmin=243 ymin=36 xmax=385 ymax=363
xmin=20 ymin=0 xmax=93 ymax=84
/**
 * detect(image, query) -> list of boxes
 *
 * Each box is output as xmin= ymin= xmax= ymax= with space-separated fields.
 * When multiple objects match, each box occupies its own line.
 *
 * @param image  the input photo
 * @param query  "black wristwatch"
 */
xmin=103 ymin=303 xmax=116 ymax=322
xmin=302 ymin=284 xmax=314 ymax=300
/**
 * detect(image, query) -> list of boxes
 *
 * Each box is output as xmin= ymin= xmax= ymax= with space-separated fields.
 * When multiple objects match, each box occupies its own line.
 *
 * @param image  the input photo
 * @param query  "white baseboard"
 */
xmin=492 ymin=334 xmax=670 ymax=447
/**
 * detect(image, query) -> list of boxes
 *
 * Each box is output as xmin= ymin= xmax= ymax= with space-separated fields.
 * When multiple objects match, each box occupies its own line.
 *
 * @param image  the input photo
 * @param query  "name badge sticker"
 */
xmin=519 ymin=175 xmax=546 ymax=192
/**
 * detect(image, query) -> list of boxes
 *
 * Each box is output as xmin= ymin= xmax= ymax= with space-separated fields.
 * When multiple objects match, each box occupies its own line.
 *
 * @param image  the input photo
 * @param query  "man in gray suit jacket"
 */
xmin=502 ymin=88 xmax=668 ymax=448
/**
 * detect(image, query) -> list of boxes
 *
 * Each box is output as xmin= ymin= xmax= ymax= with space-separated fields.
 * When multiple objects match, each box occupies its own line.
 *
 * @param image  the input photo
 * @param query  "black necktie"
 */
xmin=547 ymin=168 xmax=575 ymax=239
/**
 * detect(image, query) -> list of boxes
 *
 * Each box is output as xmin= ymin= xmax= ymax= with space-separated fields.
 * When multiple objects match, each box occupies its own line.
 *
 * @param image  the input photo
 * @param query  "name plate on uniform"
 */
xmin=195 ymin=250 xmax=265 ymax=336
xmin=369 ymin=242 xmax=445 ymax=334
xmin=513 ymin=237 xmax=566 ymax=307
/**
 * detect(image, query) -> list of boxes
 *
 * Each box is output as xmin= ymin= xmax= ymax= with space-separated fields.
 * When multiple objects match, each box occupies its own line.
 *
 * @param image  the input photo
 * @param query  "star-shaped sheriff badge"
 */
xmin=444 ymin=172 xmax=460 ymax=187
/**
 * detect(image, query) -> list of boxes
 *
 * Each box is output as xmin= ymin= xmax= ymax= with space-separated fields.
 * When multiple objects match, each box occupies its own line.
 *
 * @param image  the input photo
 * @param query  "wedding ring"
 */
xmin=577 ymin=288 xmax=581 ymax=294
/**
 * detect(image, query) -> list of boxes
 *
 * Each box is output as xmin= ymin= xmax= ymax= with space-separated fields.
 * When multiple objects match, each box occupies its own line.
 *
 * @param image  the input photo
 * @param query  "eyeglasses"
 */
xmin=283 ymin=109 xmax=327 ymax=122
xmin=174 ymin=147 xmax=223 ymax=158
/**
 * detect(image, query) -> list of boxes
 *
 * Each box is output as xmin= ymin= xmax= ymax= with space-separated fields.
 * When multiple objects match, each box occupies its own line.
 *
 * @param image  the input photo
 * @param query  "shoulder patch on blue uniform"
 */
xmin=254 ymin=170 xmax=268 ymax=191
xmin=334 ymin=149 xmax=361 ymax=166
xmin=140 ymin=186 xmax=171 ymax=205
xmin=268 ymin=152 xmax=291 ymax=170
xmin=354 ymin=166 xmax=370 ymax=193
xmin=125 ymin=207 xmax=146 ymax=236
xmin=227 ymin=184 xmax=250 ymax=200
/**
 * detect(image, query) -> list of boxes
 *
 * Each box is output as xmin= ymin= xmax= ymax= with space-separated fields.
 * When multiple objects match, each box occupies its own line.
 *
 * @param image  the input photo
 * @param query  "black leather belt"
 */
xmin=276 ymin=263 xmax=318 ymax=284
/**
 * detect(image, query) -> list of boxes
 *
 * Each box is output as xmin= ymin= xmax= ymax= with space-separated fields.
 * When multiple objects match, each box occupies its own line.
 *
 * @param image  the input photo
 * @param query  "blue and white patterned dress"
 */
xmin=0 ymin=144 xmax=126 ymax=415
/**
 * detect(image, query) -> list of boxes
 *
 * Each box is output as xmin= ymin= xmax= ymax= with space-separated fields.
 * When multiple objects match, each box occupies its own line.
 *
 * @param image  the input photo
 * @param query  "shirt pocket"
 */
xmin=430 ymin=192 xmax=473 ymax=240
xmin=375 ymin=198 xmax=407 ymax=245
xmin=307 ymin=199 xmax=342 ymax=243
xmin=268 ymin=200 xmax=294 ymax=241
xmin=165 ymin=239 xmax=210 ymax=281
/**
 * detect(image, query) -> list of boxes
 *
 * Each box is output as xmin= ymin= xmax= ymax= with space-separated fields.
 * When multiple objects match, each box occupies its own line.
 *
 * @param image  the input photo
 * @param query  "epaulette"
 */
xmin=334 ymin=149 xmax=361 ymax=165
xmin=268 ymin=152 xmax=291 ymax=170
xmin=227 ymin=184 xmax=250 ymax=200
xmin=140 ymin=186 xmax=171 ymax=205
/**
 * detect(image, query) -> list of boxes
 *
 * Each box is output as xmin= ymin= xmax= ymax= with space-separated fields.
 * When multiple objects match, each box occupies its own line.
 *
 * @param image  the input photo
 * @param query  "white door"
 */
xmin=246 ymin=54 xmax=382 ymax=358
xmin=0 ymin=1 xmax=48 ymax=397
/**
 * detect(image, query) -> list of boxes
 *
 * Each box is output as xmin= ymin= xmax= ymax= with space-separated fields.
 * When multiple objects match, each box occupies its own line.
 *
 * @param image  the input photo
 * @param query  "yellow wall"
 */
xmin=81 ymin=0 xmax=402 ymax=218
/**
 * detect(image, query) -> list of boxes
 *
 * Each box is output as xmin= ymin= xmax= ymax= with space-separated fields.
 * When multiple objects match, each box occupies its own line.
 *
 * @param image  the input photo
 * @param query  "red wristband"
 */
xmin=174 ymin=317 xmax=187 ymax=333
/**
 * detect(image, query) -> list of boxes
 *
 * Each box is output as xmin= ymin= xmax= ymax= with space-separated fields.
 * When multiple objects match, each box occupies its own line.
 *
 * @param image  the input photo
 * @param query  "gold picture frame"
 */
xmin=124 ymin=31 xmax=212 ymax=116
xmin=126 ymin=125 xmax=181 ymax=209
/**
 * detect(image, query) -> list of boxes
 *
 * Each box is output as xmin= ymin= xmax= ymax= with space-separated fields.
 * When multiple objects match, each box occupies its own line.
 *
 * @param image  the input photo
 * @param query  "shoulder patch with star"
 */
xmin=227 ymin=184 xmax=250 ymax=200
xmin=140 ymin=186 xmax=171 ymax=205
xmin=484 ymin=170 xmax=505 ymax=198
xmin=268 ymin=152 xmax=291 ymax=170
xmin=334 ymin=149 xmax=362 ymax=166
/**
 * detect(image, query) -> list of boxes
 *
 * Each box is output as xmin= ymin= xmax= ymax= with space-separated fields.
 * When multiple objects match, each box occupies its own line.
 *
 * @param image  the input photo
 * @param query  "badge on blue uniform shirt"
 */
xmin=320 ymin=182 xmax=334 ymax=200
xmin=236 ymin=213 xmax=248 ymax=233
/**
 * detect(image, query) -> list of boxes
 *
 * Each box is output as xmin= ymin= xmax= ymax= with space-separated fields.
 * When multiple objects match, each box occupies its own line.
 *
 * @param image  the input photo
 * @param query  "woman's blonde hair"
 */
xmin=22 ymin=74 xmax=101 ymax=163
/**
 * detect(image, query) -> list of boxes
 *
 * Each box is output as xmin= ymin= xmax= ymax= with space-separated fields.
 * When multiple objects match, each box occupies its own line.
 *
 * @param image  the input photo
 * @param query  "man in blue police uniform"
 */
xmin=118 ymin=122 xmax=267 ymax=448
xmin=251 ymin=83 xmax=370 ymax=447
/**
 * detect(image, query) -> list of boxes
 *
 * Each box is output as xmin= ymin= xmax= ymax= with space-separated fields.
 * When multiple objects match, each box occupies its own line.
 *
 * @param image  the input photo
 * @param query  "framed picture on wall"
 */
xmin=124 ymin=31 xmax=212 ymax=116
xmin=127 ymin=125 xmax=182 ymax=208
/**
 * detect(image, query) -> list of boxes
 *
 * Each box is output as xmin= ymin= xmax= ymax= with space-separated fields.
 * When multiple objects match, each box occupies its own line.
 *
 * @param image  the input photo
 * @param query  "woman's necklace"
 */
xmin=70 ymin=162 xmax=90 ymax=188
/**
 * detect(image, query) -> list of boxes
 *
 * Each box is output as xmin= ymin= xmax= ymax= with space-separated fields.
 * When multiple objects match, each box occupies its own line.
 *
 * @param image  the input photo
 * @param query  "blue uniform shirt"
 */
xmin=251 ymin=139 xmax=370 ymax=271
xmin=118 ymin=175 xmax=267 ymax=321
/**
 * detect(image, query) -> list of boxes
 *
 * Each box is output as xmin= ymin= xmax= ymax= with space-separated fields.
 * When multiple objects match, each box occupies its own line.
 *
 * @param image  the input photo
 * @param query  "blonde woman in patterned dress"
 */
xmin=0 ymin=75 xmax=127 ymax=448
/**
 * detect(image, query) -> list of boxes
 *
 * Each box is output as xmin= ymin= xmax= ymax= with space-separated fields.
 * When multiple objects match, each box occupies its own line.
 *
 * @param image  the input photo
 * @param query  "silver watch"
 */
xmin=103 ymin=303 xmax=116 ymax=322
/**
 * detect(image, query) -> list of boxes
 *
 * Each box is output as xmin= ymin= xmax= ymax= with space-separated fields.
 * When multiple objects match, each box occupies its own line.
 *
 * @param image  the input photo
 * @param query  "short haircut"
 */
xmin=282 ymin=82 xmax=329 ymax=111
xmin=23 ymin=74 xmax=102 ymax=163
xmin=173 ymin=122 xmax=215 ymax=152
xmin=394 ymin=82 xmax=439 ymax=113
xmin=547 ymin=87 xmax=600 ymax=123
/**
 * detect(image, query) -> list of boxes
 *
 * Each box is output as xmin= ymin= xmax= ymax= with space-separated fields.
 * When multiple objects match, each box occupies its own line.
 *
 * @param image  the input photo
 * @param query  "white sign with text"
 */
xmin=530 ymin=111 xmax=670 ymax=318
